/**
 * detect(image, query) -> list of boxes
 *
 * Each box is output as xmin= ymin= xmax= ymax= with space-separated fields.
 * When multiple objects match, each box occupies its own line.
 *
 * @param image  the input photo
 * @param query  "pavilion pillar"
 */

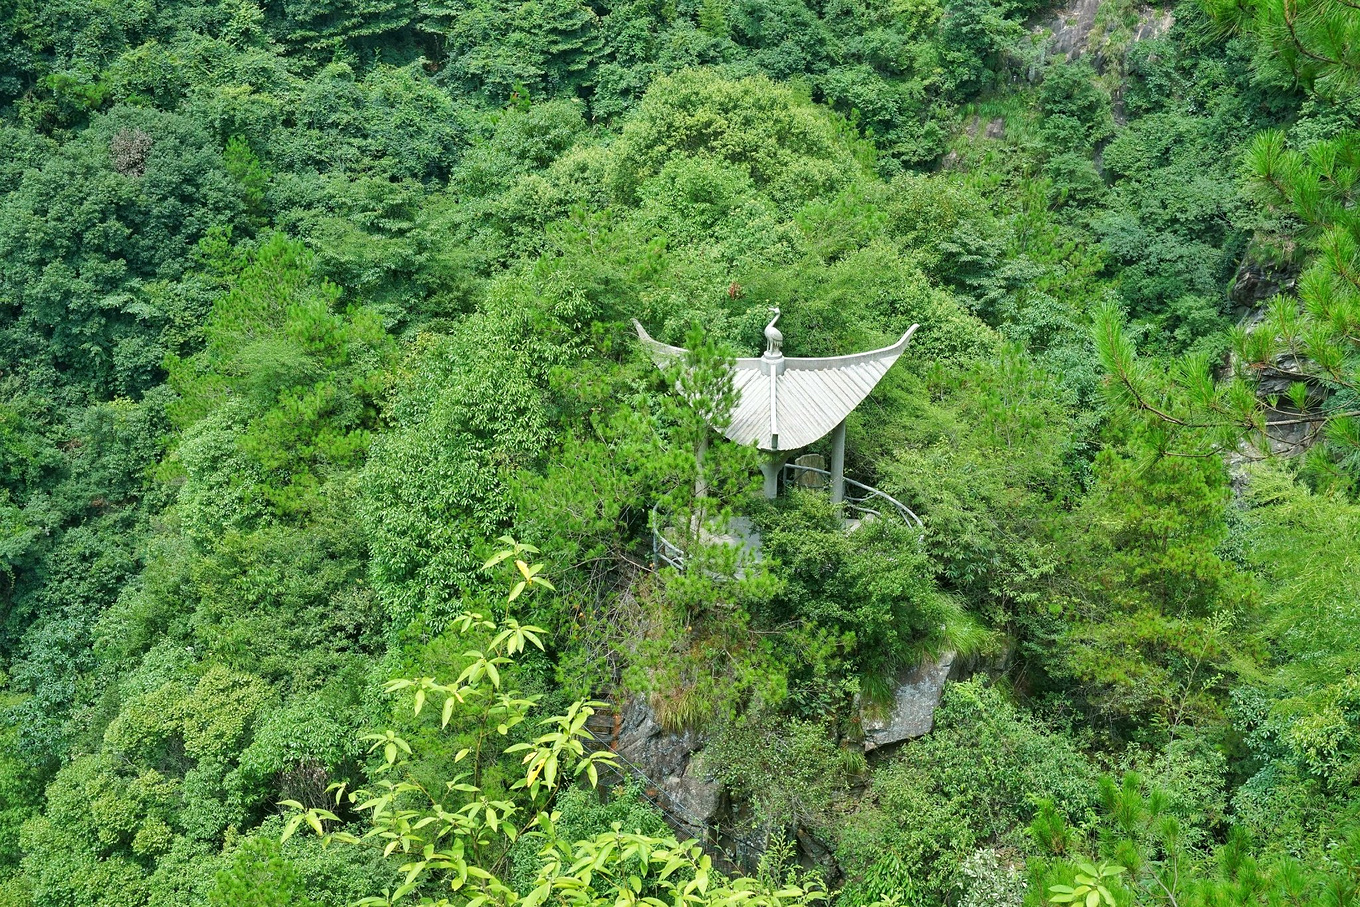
xmin=689 ymin=433 xmax=710 ymax=535
xmin=830 ymin=419 xmax=847 ymax=506
xmin=694 ymin=433 xmax=709 ymax=501
xmin=759 ymin=453 xmax=785 ymax=499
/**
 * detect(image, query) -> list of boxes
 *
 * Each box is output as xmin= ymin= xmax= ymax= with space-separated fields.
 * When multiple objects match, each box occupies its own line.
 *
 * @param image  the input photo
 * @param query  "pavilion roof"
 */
xmin=633 ymin=314 xmax=917 ymax=452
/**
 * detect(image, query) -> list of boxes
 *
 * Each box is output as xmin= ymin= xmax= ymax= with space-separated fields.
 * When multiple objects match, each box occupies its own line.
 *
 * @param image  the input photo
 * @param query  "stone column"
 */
xmin=759 ymin=453 xmax=784 ymax=499
xmin=694 ymin=432 xmax=708 ymax=501
xmin=830 ymin=419 xmax=846 ymax=506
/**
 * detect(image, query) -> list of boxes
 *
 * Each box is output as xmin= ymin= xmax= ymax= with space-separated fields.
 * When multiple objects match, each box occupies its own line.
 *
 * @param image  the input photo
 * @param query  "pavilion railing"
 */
xmin=781 ymin=462 xmax=924 ymax=536
xmin=648 ymin=510 xmax=754 ymax=575
xmin=650 ymin=469 xmax=923 ymax=571
xmin=650 ymin=511 xmax=687 ymax=571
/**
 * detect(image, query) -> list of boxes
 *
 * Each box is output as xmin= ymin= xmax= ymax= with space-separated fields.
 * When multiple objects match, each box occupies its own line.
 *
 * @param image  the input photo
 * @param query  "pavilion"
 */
xmin=635 ymin=310 xmax=922 ymax=571
xmin=634 ymin=309 xmax=918 ymax=501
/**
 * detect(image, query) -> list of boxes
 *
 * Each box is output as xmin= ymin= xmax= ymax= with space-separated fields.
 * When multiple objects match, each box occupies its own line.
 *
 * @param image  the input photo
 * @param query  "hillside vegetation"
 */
xmin=0 ymin=0 xmax=1358 ymax=904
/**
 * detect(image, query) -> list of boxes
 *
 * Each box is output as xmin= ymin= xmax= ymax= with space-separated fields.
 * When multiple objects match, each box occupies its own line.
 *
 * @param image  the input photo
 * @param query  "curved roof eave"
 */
xmin=633 ymin=319 xmax=918 ymax=452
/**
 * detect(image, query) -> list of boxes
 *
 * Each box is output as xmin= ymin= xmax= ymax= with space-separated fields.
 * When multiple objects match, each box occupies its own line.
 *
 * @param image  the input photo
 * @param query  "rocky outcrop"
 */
xmin=860 ymin=652 xmax=957 ymax=752
xmin=1036 ymin=0 xmax=1174 ymax=71
xmin=1221 ymin=258 xmax=1322 ymax=486
xmin=1046 ymin=0 xmax=1102 ymax=62
xmin=610 ymin=696 xmax=774 ymax=874
xmin=1231 ymin=260 xmax=1298 ymax=320
xmin=615 ymin=696 xmax=724 ymax=836
xmin=610 ymin=647 xmax=1008 ymax=872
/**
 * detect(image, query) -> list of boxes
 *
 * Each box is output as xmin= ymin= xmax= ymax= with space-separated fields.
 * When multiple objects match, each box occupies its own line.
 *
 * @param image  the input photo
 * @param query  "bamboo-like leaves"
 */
xmin=1048 ymin=861 xmax=1125 ymax=907
xmin=278 ymin=544 xmax=825 ymax=907
xmin=483 ymin=536 xmax=556 ymax=602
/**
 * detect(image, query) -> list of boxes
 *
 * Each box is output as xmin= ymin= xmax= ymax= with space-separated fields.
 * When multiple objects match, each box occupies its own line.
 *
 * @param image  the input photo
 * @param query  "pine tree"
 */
xmin=1204 ymin=0 xmax=1360 ymax=95
xmin=1098 ymin=0 xmax=1360 ymax=485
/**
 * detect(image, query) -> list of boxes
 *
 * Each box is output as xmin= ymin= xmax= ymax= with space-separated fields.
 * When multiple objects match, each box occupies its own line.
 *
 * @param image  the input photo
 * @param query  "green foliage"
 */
xmin=1097 ymin=0 xmax=1360 ymax=481
xmin=423 ymin=0 xmax=603 ymax=100
xmin=1046 ymin=860 xmax=1123 ymax=907
xmin=837 ymin=681 xmax=1096 ymax=903
xmin=755 ymin=491 xmax=984 ymax=685
xmin=358 ymin=321 xmax=550 ymax=629
xmin=705 ymin=714 xmax=861 ymax=830
xmin=606 ymin=70 xmax=866 ymax=206
xmin=1238 ymin=127 xmax=1360 ymax=483
xmin=0 ymin=107 xmax=244 ymax=400
xmin=18 ymin=754 xmax=178 ymax=904
xmin=104 ymin=665 xmax=272 ymax=767
xmin=224 ymin=134 xmax=268 ymax=222
xmin=1072 ymin=444 xmax=1235 ymax=614
xmin=0 ymin=688 xmax=40 ymax=870
xmin=1030 ymin=772 xmax=1360 ymax=907
xmin=273 ymin=0 xmax=416 ymax=55
xmin=1223 ymin=465 xmax=1360 ymax=854
xmin=209 ymin=836 xmax=320 ymax=907
xmin=1205 ymin=0 xmax=1360 ymax=98
xmin=1038 ymin=62 xmax=1113 ymax=154
xmin=168 ymin=233 xmax=392 ymax=518
xmin=187 ymin=524 xmax=376 ymax=682
xmin=956 ymin=848 xmax=1027 ymax=907
xmin=506 ymin=781 xmax=670 ymax=893
xmin=283 ymin=547 xmax=827 ymax=907
xmin=1 ymin=0 xmax=1357 ymax=901
xmin=874 ymin=348 xmax=1074 ymax=655
xmin=626 ymin=556 xmax=792 ymax=731
xmin=1051 ymin=435 xmax=1252 ymax=734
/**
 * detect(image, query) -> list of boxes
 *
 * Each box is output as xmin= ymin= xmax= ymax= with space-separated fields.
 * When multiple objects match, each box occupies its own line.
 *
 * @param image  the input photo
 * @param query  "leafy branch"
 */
xmin=281 ymin=540 xmax=828 ymax=907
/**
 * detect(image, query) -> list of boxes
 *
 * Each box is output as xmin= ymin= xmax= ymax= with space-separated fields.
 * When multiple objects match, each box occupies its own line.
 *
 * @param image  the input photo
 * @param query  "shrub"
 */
xmin=836 ymin=681 xmax=1095 ymax=903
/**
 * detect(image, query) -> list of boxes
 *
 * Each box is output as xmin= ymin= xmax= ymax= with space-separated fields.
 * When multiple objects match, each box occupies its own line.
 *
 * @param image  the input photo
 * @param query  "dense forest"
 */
xmin=1 ymin=0 xmax=1358 ymax=903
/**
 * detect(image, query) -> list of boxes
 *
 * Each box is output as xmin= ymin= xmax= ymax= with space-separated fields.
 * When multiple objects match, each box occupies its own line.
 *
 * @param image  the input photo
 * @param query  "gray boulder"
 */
xmin=861 ymin=652 xmax=956 ymax=752
xmin=615 ymin=696 xmax=723 ymax=834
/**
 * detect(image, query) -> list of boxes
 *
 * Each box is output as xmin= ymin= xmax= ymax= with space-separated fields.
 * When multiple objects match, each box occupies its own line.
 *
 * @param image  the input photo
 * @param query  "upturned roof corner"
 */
xmin=632 ymin=312 xmax=918 ymax=453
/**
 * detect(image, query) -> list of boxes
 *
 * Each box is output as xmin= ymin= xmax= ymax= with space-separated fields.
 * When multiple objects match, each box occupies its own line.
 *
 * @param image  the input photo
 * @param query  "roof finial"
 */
xmin=763 ymin=307 xmax=783 ymax=358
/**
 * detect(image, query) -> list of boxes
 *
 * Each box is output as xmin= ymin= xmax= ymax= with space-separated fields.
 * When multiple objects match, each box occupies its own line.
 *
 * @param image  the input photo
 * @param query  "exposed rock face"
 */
xmin=861 ymin=651 xmax=956 ymax=752
xmin=1220 ymin=259 xmax=1322 ymax=490
xmin=951 ymin=640 xmax=1016 ymax=683
xmin=615 ymin=696 xmax=724 ymax=836
xmin=612 ymin=696 xmax=848 ymax=878
xmin=795 ymin=826 xmax=840 ymax=882
xmin=1231 ymin=260 xmax=1299 ymax=320
xmin=1038 ymin=0 xmax=1174 ymax=70
xmin=1046 ymin=0 xmax=1101 ymax=62
xmin=1229 ymin=260 xmax=1320 ymax=459
xmin=671 ymin=759 xmax=725 ymax=832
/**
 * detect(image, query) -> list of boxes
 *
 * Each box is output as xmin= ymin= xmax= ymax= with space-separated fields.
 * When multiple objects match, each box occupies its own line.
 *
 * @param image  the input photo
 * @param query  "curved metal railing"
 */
xmin=651 ymin=510 xmax=687 ymax=571
xmin=781 ymin=462 xmax=924 ymax=534
xmin=649 ymin=509 xmax=756 ymax=576
xmin=650 ymin=469 xmax=922 ymax=571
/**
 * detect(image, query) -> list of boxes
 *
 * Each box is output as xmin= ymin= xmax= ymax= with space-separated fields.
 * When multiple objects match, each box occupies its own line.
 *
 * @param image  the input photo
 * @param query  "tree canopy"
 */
xmin=1 ymin=0 xmax=1359 ymax=904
